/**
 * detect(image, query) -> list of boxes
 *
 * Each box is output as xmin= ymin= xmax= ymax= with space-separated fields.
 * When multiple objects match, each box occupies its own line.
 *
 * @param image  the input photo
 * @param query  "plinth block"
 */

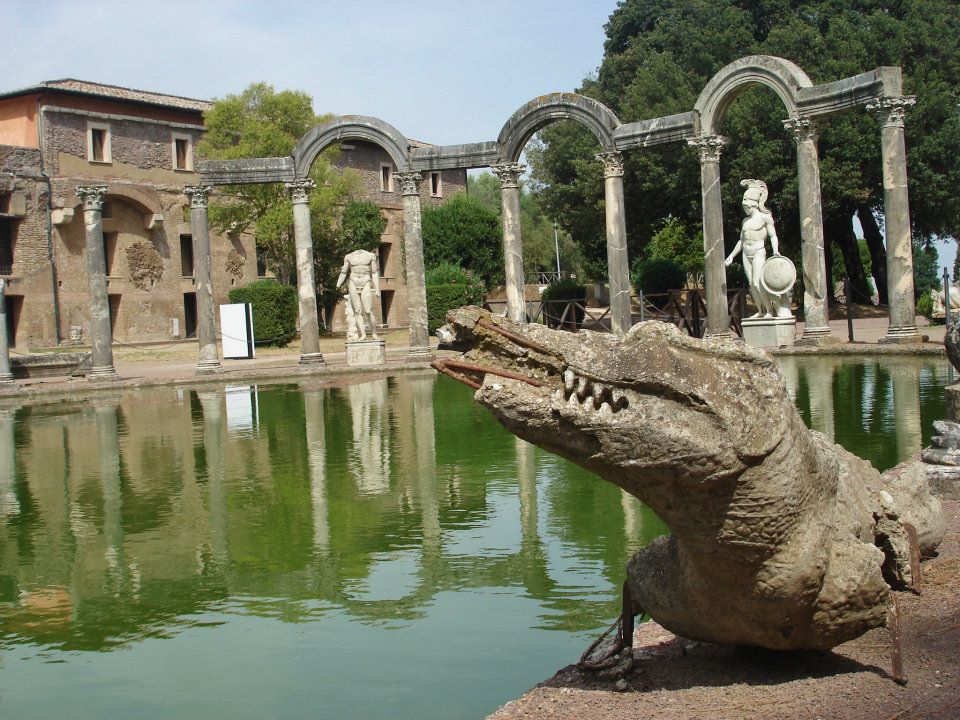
xmin=741 ymin=316 xmax=797 ymax=348
xmin=346 ymin=339 xmax=386 ymax=367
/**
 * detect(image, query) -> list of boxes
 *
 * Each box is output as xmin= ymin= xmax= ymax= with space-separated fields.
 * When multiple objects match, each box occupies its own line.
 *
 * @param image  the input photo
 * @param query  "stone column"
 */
xmin=395 ymin=172 xmax=432 ymax=360
xmin=866 ymin=96 xmax=920 ymax=342
xmin=596 ymin=151 xmax=633 ymax=334
xmin=784 ymin=117 xmax=832 ymax=343
xmin=0 ymin=280 xmax=15 ymax=384
xmin=491 ymin=162 xmax=527 ymax=323
xmin=184 ymin=185 xmax=221 ymax=374
xmin=286 ymin=179 xmax=325 ymax=367
xmin=76 ymin=185 xmax=118 ymax=380
xmin=688 ymin=136 xmax=729 ymax=338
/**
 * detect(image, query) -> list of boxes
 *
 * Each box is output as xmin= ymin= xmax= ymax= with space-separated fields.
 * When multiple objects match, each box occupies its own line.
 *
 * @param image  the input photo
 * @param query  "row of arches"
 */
xmin=173 ymin=55 xmax=919 ymax=370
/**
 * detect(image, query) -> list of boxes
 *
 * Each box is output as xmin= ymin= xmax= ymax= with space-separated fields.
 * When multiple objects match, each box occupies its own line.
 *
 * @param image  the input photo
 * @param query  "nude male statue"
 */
xmin=336 ymin=249 xmax=381 ymax=341
xmin=725 ymin=179 xmax=787 ymax=318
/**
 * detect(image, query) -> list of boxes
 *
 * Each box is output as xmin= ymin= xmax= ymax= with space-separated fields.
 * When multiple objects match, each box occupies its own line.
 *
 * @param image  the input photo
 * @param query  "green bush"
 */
xmin=631 ymin=257 xmax=687 ymax=296
xmin=425 ymin=263 xmax=486 ymax=333
xmin=541 ymin=278 xmax=586 ymax=329
xmin=228 ymin=280 xmax=298 ymax=347
xmin=916 ymin=291 xmax=934 ymax=321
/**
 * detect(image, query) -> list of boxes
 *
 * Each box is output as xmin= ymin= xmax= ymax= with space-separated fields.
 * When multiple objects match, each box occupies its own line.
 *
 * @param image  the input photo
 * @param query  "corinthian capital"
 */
xmin=595 ymin=151 xmax=624 ymax=178
xmin=184 ymin=185 xmax=213 ymax=209
xmin=865 ymin=96 xmax=916 ymax=128
xmin=687 ymin=135 xmax=727 ymax=163
xmin=394 ymin=171 xmax=423 ymax=196
xmin=783 ymin=116 xmax=818 ymax=143
xmin=76 ymin=185 xmax=108 ymax=212
xmin=490 ymin=162 xmax=525 ymax=189
xmin=285 ymin=178 xmax=316 ymax=204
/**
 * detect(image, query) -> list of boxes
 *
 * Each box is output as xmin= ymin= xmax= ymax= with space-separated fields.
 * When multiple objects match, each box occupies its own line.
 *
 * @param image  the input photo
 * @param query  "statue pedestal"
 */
xmin=346 ymin=339 xmax=386 ymax=367
xmin=741 ymin=316 xmax=796 ymax=349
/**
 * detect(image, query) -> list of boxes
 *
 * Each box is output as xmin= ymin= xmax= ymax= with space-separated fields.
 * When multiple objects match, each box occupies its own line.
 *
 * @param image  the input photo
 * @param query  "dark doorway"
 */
xmin=103 ymin=232 xmax=118 ymax=276
xmin=108 ymin=294 xmax=120 ymax=336
xmin=5 ymin=295 xmax=22 ymax=347
xmin=0 ymin=219 xmax=15 ymax=275
xmin=180 ymin=234 xmax=194 ymax=277
xmin=380 ymin=289 xmax=394 ymax=327
xmin=183 ymin=292 xmax=197 ymax=338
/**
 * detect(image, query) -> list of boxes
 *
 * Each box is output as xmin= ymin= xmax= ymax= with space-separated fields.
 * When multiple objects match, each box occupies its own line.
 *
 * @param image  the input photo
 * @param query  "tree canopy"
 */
xmin=197 ymin=82 xmax=360 ymax=285
xmin=529 ymin=0 xmax=960 ymax=303
xmin=422 ymin=192 xmax=504 ymax=286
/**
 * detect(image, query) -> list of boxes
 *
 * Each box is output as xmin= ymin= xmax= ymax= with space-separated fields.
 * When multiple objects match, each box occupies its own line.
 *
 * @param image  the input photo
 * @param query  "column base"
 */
xmin=89 ymin=365 xmax=119 ymax=382
xmin=703 ymin=330 xmax=732 ymax=341
xmin=879 ymin=326 xmax=923 ymax=344
xmin=795 ymin=326 xmax=840 ymax=346
xmin=405 ymin=345 xmax=435 ymax=364
xmin=195 ymin=360 xmax=222 ymax=375
xmin=0 ymin=373 xmax=16 ymax=385
xmin=299 ymin=352 xmax=326 ymax=367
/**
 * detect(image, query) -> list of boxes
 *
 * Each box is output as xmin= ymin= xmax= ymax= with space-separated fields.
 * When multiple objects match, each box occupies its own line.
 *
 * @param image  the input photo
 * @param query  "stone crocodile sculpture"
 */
xmin=433 ymin=307 xmax=944 ymax=650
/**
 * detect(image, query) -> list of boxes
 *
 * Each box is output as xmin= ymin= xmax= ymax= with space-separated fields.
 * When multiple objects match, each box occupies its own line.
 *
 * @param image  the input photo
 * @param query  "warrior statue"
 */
xmin=725 ymin=179 xmax=791 ymax=318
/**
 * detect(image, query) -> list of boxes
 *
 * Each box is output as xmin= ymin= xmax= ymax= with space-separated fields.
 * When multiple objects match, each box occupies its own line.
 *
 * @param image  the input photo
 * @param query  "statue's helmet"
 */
xmin=740 ymin=179 xmax=770 ymax=213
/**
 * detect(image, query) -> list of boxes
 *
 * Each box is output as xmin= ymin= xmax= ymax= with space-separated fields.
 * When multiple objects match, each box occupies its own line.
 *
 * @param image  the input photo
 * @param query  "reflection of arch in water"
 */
xmin=348 ymin=379 xmax=391 ymax=494
xmin=0 ymin=407 xmax=19 ymax=517
xmin=303 ymin=390 xmax=329 ymax=553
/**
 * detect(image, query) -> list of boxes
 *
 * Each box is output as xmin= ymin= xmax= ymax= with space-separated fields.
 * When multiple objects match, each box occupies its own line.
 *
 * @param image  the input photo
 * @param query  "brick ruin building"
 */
xmin=0 ymin=79 xmax=465 ymax=348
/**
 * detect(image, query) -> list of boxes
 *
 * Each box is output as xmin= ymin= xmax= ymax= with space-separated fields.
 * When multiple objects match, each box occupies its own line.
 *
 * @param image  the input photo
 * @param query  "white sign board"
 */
xmin=219 ymin=303 xmax=255 ymax=359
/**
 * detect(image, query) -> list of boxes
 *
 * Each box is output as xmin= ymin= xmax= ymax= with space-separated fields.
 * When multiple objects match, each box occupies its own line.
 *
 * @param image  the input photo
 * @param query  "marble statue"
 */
xmin=930 ymin=283 xmax=960 ymax=320
xmin=336 ymin=249 xmax=381 ymax=341
xmin=433 ymin=307 xmax=944 ymax=650
xmin=725 ymin=179 xmax=793 ymax=319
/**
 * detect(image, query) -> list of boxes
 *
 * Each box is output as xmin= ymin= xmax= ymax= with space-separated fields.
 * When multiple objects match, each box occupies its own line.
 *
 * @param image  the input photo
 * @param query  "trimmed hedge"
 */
xmin=228 ymin=280 xmax=298 ymax=347
xmin=427 ymin=283 xmax=479 ymax=333
xmin=541 ymin=278 xmax=586 ymax=329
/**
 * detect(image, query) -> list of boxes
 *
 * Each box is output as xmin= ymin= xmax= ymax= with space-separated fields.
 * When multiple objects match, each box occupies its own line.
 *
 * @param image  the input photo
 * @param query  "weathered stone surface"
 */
xmin=436 ymin=307 xmax=945 ymax=650
xmin=741 ymin=316 xmax=796 ymax=348
xmin=345 ymin=339 xmax=385 ymax=367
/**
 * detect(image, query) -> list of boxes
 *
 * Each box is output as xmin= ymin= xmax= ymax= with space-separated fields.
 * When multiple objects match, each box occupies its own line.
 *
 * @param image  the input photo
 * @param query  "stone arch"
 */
xmin=496 ymin=93 xmax=620 ymax=163
xmin=69 ymin=183 xmax=163 ymax=216
xmin=293 ymin=116 xmax=411 ymax=177
xmin=694 ymin=55 xmax=813 ymax=135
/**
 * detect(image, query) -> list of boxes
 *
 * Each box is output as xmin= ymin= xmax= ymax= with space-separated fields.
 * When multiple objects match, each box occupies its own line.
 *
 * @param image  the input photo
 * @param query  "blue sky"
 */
xmin=2 ymin=0 xmax=616 ymax=146
xmin=5 ymin=0 xmax=954 ymax=274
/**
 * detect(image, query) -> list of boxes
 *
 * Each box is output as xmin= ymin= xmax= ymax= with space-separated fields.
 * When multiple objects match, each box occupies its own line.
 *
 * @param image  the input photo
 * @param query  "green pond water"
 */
xmin=0 ymin=356 xmax=951 ymax=719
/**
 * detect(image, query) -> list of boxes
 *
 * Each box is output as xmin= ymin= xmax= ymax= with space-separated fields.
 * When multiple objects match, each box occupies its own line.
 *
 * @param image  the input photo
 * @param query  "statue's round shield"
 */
xmin=759 ymin=254 xmax=797 ymax=296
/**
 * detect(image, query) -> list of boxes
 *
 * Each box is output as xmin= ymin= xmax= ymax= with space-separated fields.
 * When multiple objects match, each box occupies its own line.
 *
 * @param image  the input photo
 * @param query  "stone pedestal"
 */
xmin=346 ymin=339 xmax=386 ymax=367
xmin=741 ymin=316 xmax=796 ymax=348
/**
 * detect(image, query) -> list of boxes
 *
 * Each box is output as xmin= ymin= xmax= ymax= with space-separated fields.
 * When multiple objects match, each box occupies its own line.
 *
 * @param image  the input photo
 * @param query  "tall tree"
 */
xmin=197 ymin=83 xmax=360 ymax=285
xmin=530 ymin=0 xmax=960 ymax=306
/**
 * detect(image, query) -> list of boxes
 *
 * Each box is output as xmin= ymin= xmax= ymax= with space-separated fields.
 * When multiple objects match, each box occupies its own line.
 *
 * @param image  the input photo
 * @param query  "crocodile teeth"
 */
xmin=553 ymin=388 xmax=564 ymax=401
xmin=576 ymin=376 xmax=589 ymax=397
xmin=592 ymin=383 xmax=604 ymax=402
xmin=611 ymin=390 xmax=628 ymax=411
xmin=567 ymin=393 xmax=580 ymax=406
xmin=564 ymin=369 xmax=576 ymax=392
xmin=598 ymin=401 xmax=613 ymax=414
xmin=583 ymin=396 xmax=596 ymax=411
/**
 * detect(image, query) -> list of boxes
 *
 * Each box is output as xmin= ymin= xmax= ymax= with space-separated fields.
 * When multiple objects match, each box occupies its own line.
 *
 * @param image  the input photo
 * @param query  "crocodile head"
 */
xmin=434 ymin=306 xmax=818 ymax=545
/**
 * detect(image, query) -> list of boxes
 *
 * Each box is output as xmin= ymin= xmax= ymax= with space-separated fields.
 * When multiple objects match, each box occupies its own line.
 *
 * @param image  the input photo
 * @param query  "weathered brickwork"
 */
xmin=0 ymin=82 xmax=466 ymax=347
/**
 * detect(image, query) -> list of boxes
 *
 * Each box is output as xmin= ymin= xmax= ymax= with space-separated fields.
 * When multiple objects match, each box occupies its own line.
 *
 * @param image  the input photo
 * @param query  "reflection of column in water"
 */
xmin=890 ymin=361 xmax=922 ymax=459
xmin=197 ymin=392 xmax=228 ymax=563
xmin=515 ymin=437 xmax=538 ymax=544
xmin=94 ymin=404 xmax=124 ymax=591
xmin=348 ymin=380 xmax=390 ymax=493
xmin=777 ymin=356 xmax=800 ymax=403
xmin=409 ymin=374 xmax=439 ymax=543
xmin=621 ymin=489 xmax=642 ymax=542
xmin=0 ymin=407 xmax=18 ymax=517
xmin=806 ymin=359 xmax=836 ymax=442
xmin=303 ymin=391 xmax=329 ymax=553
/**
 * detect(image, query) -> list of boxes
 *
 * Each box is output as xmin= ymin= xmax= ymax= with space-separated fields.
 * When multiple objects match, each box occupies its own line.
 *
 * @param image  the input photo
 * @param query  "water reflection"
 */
xmin=0 ymin=357 xmax=949 ymax=719
xmin=776 ymin=355 xmax=948 ymax=471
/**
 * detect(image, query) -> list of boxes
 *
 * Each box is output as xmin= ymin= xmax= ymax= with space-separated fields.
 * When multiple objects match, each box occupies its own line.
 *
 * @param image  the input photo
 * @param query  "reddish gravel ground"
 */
xmin=489 ymin=499 xmax=960 ymax=720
